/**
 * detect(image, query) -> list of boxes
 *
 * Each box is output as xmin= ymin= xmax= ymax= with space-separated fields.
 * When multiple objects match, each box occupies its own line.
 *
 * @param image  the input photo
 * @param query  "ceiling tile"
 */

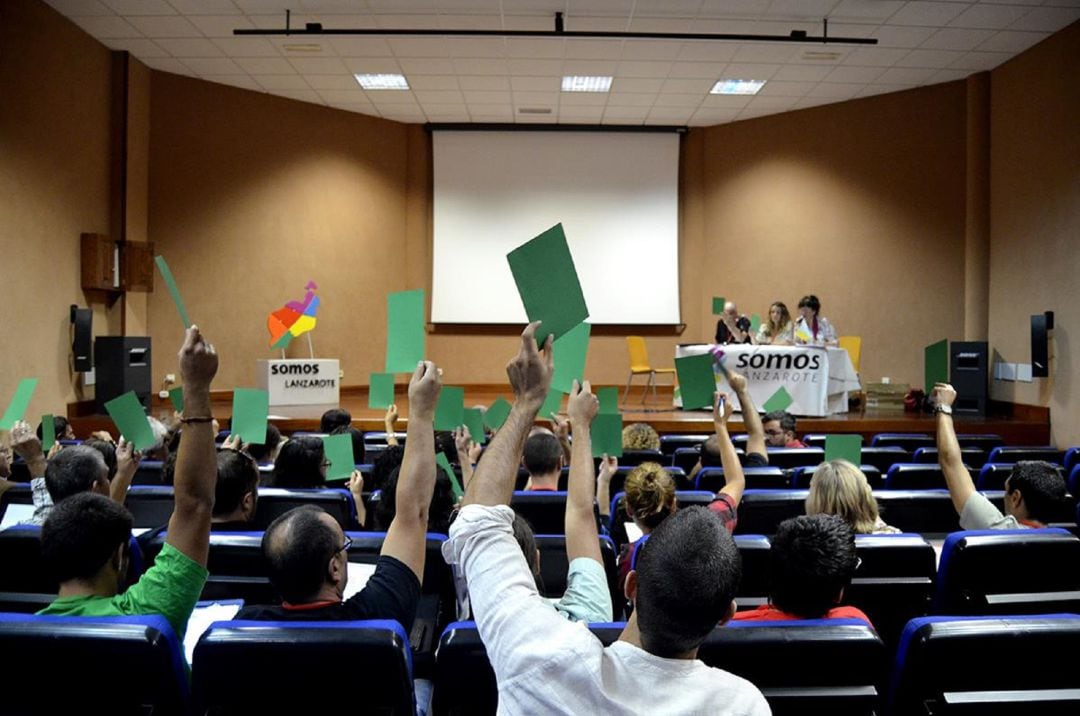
xmin=563 ymin=40 xmax=624 ymax=60
xmin=666 ymin=61 xmax=728 ymax=79
xmin=509 ymin=76 xmax=560 ymax=91
xmin=307 ymin=75 xmax=361 ymax=90
xmin=659 ymin=77 xmax=714 ymax=93
xmin=211 ymin=37 xmax=281 ymax=57
xmin=948 ymin=4 xmax=1030 ymax=30
xmin=558 ymin=107 xmax=606 ymax=122
xmin=876 ymin=66 xmax=937 ymax=84
xmin=289 ymin=57 xmax=348 ymax=74
xmin=413 ymin=89 xmax=466 ymax=104
xmin=841 ymin=47 xmax=910 ymax=67
xmin=327 ymin=38 xmax=395 ymax=57
xmin=826 ymin=0 xmax=906 ymax=23
xmin=920 ymin=28 xmax=997 ymax=51
xmin=407 ymin=75 xmax=462 ymax=90
xmin=730 ymin=43 xmax=801 ymax=64
xmin=674 ymin=43 xmax=738 ymax=63
xmin=372 ymin=13 xmax=441 ymax=30
xmin=928 ymin=68 xmax=971 ymax=83
xmin=186 ymin=15 xmax=251 ymax=37
xmin=43 ymin=0 xmax=112 ymax=16
xmin=756 ymin=80 xmax=814 ymax=96
xmin=856 ymin=83 xmax=916 ymax=98
xmin=202 ymin=75 xmax=263 ymax=91
xmin=1009 ymin=7 xmax=1080 ymax=33
xmin=611 ymin=78 xmax=664 ymax=92
xmin=458 ymin=75 xmax=511 ymax=90
xmin=790 ymin=96 xmax=838 ymax=110
xmin=512 ymin=91 xmax=559 ymax=106
xmin=182 ymin=57 xmax=243 ymax=75
xmin=268 ymin=37 xmax=334 ymax=56
xmin=463 ymin=90 xmax=512 ymax=104
xmin=317 ymin=89 xmax=373 ymax=105
xmin=605 ymin=92 xmax=658 ymax=106
xmin=436 ymin=14 xmax=503 ymax=31
xmin=157 ymin=38 xmax=225 ymax=57
xmin=468 ymin=108 xmax=514 ymax=121
xmin=744 ymin=95 xmax=798 ymax=110
xmin=507 ymin=59 xmax=565 ymax=75
xmin=398 ymin=58 xmax=458 ymax=75
xmin=104 ymin=38 xmax=170 ymax=56
xmin=948 ymin=51 xmax=1012 ymax=71
xmin=654 ymin=93 xmax=706 ymax=107
xmin=444 ymin=38 xmax=507 ymax=58
xmin=720 ymin=63 xmax=781 ymax=80
xmin=169 ymin=1 xmax=245 ymax=13
xmin=762 ymin=0 xmax=838 ymax=20
xmin=453 ymin=58 xmax=510 ymax=75
xmin=562 ymin=59 xmax=619 ymax=75
xmin=559 ymin=92 xmax=611 ymax=106
xmin=602 ymin=106 xmax=650 ymax=120
xmin=254 ymin=75 xmax=310 ymax=90
xmin=872 ymin=25 xmax=937 ymax=48
xmin=235 ymin=57 xmax=296 ymax=74
xmin=646 ymin=107 xmax=694 ymax=122
xmin=620 ymin=40 xmax=684 ymax=61
xmin=127 ymin=15 xmax=202 ymax=37
xmin=688 ymin=110 xmax=738 ymax=126
xmin=888 ymin=2 xmax=966 ymax=27
xmin=808 ymin=82 xmax=864 ymax=99
xmin=341 ymin=58 xmax=404 ymax=74
xmin=271 ymin=89 xmax=323 ymax=104
xmin=140 ymin=57 xmax=194 ymax=74
xmin=365 ymin=92 xmax=420 ymax=106
xmin=977 ymin=30 xmax=1049 ymax=53
xmin=627 ymin=18 xmax=694 ymax=34
xmin=506 ymin=38 xmax=566 ymax=59
xmin=70 ymin=15 xmax=142 ymax=38
xmin=103 ymin=0 xmax=175 ymax=14
xmin=387 ymin=37 xmax=450 ymax=57
xmin=701 ymin=94 xmax=753 ymax=108
xmin=772 ymin=64 xmax=834 ymax=81
xmin=823 ymin=65 xmax=885 ymax=83
xmin=896 ymin=48 xmax=965 ymax=68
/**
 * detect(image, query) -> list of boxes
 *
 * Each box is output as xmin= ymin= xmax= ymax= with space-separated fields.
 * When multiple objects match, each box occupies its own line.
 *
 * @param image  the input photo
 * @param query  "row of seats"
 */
xmin=2 ymin=612 xmax=1077 ymax=715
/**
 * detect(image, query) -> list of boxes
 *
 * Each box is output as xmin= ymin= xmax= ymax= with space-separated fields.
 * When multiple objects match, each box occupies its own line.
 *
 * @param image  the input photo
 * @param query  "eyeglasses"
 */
xmin=854 ymin=557 xmax=863 ymax=571
xmin=337 ymin=537 xmax=353 ymax=554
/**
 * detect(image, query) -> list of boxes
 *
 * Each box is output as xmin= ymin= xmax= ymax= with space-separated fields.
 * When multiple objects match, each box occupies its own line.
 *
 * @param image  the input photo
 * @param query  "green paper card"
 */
xmin=591 ymin=413 xmax=623 ymax=458
xmin=712 ymin=296 xmax=726 ymax=315
xmin=436 ymin=451 xmax=464 ymax=501
xmin=675 ymin=353 xmax=716 ymax=410
xmin=385 ymin=289 xmax=426 ymax=374
xmin=750 ymin=314 xmax=762 ymax=333
xmin=322 ymin=433 xmax=355 ymax=480
xmin=154 ymin=255 xmax=191 ymax=328
xmin=434 ymin=386 xmax=465 ymax=431
xmin=0 ymin=378 xmax=38 ymax=430
xmin=551 ymin=321 xmax=591 ymax=394
xmin=168 ymin=386 xmax=184 ymax=413
xmin=368 ymin=373 xmax=395 ymax=409
xmin=597 ymin=387 xmax=619 ymax=415
xmin=104 ymin=391 xmax=156 ymax=451
xmin=231 ymin=389 xmax=269 ymax=444
xmin=463 ymin=407 xmax=487 ymax=445
xmin=924 ymin=339 xmax=949 ymax=394
xmin=41 ymin=414 xmax=55 ymax=453
xmin=825 ymin=434 xmax=863 ymax=465
xmin=539 ymin=389 xmax=564 ymax=420
xmin=484 ymin=397 xmax=512 ymax=431
xmin=761 ymin=386 xmax=794 ymax=413
xmin=506 ymin=223 xmax=589 ymax=341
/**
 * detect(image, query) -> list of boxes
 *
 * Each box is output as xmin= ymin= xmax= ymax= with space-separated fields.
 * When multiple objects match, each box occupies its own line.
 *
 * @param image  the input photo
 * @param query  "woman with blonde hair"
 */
xmin=621 ymin=422 xmax=660 ymax=452
xmin=754 ymin=301 xmax=795 ymax=345
xmin=605 ymin=462 xmax=677 ymax=586
xmin=806 ymin=459 xmax=900 ymax=534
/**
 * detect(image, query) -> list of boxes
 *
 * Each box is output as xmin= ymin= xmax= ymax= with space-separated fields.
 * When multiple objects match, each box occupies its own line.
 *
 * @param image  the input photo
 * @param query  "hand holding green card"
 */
xmin=506 ymin=223 xmax=589 ymax=341
xmin=591 ymin=413 xmax=623 ymax=458
xmin=386 ymin=289 xmax=426 ymax=374
xmin=712 ymin=296 xmax=727 ymax=316
xmin=551 ymin=321 xmax=590 ymax=393
xmin=435 ymin=386 xmax=465 ymax=431
xmin=924 ymin=339 xmax=949 ymax=394
xmin=104 ymin=391 xmax=156 ymax=451
xmin=231 ymin=388 xmax=269 ymax=444
xmin=168 ymin=386 xmax=184 ymax=413
xmin=369 ymin=373 xmax=395 ymax=409
xmin=322 ymin=433 xmax=355 ymax=480
xmin=597 ymin=387 xmax=619 ymax=415
xmin=0 ymin=378 xmax=38 ymax=431
xmin=154 ymin=255 xmax=192 ymax=328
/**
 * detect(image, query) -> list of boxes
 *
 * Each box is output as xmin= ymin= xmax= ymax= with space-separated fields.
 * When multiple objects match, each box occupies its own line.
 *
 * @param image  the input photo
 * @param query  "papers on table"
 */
xmin=343 ymin=561 xmax=377 ymax=601
xmin=184 ymin=601 xmax=243 ymax=664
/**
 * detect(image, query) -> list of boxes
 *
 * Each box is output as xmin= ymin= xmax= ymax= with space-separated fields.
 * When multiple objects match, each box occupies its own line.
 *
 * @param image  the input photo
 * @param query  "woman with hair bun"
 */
xmin=614 ymin=462 xmax=677 ymax=586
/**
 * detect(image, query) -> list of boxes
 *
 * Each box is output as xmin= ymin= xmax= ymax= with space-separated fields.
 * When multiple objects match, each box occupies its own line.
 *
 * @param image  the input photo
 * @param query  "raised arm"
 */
xmin=463 ymin=322 xmax=553 ymax=507
xmin=713 ymin=391 xmax=746 ymax=506
xmin=565 ymin=380 xmax=602 ymax=564
xmin=932 ymin=383 xmax=975 ymax=514
xmin=384 ymin=404 xmax=399 ymax=446
xmin=109 ymin=437 xmax=141 ymax=503
xmin=10 ymin=420 xmax=47 ymax=479
xmin=381 ymin=361 xmax=440 ymax=581
xmin=596 ymin=454 xmax=617 ymax=518
xmin=166 ymin=326 xmax=219 ymax=567
xmin=727 ymin=370 xmax=766 ymax=460
xmin=453 ymin=425 xmax=475 ymax=491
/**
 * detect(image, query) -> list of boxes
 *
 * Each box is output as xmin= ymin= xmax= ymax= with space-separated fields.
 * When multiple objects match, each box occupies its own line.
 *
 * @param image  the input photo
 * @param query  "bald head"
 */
xmin=262 ymin=506 xmax=343 ymax=603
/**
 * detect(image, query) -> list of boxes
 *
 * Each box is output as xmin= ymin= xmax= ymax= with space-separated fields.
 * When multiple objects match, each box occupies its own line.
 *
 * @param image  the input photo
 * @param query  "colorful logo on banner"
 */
xmin=267 ymin=281 xmax=321 ymax=350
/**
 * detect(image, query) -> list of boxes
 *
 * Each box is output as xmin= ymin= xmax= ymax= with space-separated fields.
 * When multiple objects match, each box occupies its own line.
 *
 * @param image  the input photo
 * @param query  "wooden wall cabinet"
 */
xmin=80 ymin=233 xmax=154 ymax=293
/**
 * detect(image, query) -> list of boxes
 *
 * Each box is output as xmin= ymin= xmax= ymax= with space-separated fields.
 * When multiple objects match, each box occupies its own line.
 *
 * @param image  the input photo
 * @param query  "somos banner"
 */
xmin=257 ymin=359 xmax=340 ymax=407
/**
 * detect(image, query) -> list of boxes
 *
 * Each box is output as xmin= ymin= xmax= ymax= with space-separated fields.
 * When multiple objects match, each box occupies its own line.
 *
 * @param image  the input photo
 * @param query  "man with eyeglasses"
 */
xmin=236 ymin=360 xmax=441 ymax=625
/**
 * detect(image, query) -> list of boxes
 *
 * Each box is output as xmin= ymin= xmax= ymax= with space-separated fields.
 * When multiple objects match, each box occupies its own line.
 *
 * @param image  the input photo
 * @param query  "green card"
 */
xmin=539 ymin=389 xmax=564 ymax=419
xmin=322 ymin=433 xmax=355 ymax=480
xmin=231 ymin=388 xmax=269 ymax=444
xmin=825 ymin=434 xmax=863 ymax=465
xmin=41 ymin=414 xmax=55 ymax=452
xmin=154 ymin=255 xmax=191 ymax=328
xmin=551 ymin=321 xmax=591 ymax=394
xmin=761 ymin=386 xmax=794 ymax=413
xmin=434 ymin=386 xmax=465 ymax=431
xmin=368 ymin=373 xmax=395 ymax=409
xmin=597 ymin=387 xmax=619 ymax=415
xmin=750 ymin=314 xmax=762 ymax=333
xmin=924 ymin=339 xmax=949 ymax=394
xmin=591 ymin=413 xmax=623 ymax=458
xmin=484 ymin=397 xmax=512 ymax=431
xmin=0 ymin=378 xmax=38 ymax=430
xmin=506 ymin=223 xmax=589 ymax=341
xmin=675 ymin=353 xmax=716 ymax=410
xmin=385 ymin=289 xmax=426 ymax=374
xmin=104 ymin=391 xmax=156 ymax=451
xmin=436 ymin=451 xmax=464 ymax=501
xmin=712 ymin=296 xmax=726 ymax=315
xmin=168 ymin=386 xmax=184 ymax=413
xmin=463 ymin=407 xmax=487 ymax=445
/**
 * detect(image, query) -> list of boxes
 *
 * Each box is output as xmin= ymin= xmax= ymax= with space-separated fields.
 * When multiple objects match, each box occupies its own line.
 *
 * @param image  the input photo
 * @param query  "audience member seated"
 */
xmin=245 ymin=423 xmax=282 ymax=464
xmin=763 ymin=410 xmax=806 ymax=448
xmin=37 ymin=325 xmax=218 ymax=648
xmin=685 ymin=370 xmax=766 ymax=492
xmin=607 ymin=462 xmax=676 ymax=588
xmin=621 ymin=422 xmax=660 ymax=452
xmin=753 ymin=301 xmax=795 ymax=345
xmin=319 ymin=408 xmax=351 ymax=434
xmin=83 ymin=438 xmax=118 ymax=482
xmin=36 ymin=415 xmax=75 ymax=442
xmin=236 ymin=360 xmax=441 ymax=626
xmin=933 ymin=383 xmax=1069 ymax=529
xmin=805 ymin=460 xmax=900 ymax=534
xmin=270 ymin=435 xmax=326 ymax=489
xmin=374 ymin=464 xmax=454 ymax=535
xmin=733 ymin=514 xmax=871 ymax=625
xmin=329 ymin=425 xmax=365 ymax=466
xmin=793 ymin=294 xmax=838 ymax=347
xmin=442 ymin=323 xmax=769 ymax=714
xmin=715 ymin=300 xmax=752 ymax=345
xmin=521 ymin=432 xmax=563 ymax=491
xmin=211 ymin=448 xmax=260 ymax=531
xmin=369 ymin=443 xmax=405 ymax=494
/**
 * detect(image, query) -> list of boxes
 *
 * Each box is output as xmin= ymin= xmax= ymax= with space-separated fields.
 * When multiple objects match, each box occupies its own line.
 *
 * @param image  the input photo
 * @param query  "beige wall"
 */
xmin=988 ymin=21 xmax=1080 ymax=446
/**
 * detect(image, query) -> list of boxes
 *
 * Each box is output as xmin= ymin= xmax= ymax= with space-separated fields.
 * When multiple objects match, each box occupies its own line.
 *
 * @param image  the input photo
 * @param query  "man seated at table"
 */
xmin=763 ymin=411 xmax=806 ymax=448
xmin=715 ymin=301 xmax=751 ymax=345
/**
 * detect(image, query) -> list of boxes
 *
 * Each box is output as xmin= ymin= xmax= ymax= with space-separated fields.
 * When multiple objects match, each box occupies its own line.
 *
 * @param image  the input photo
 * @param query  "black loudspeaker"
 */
xmin=70 ymin=306 xmax=93 ymax=372
xmin=1031 ymin=312 xmax=1053 ymax=378
xmin=950 ymin=341 xmax=988 ymax=416
xmin=94 ymin=337 xmax=152 ymax=413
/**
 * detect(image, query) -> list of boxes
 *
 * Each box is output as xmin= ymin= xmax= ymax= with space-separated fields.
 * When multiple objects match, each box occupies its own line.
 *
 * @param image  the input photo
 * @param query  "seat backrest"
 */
xmin=838 ymin=335 xmax=862 ymax=373
xmin=1065 ymin=447 xmax=1080 ymax=474
xmin=511 ymin=491 xmax=569 ymax=534
xmin=847 ymin=534 xmax=937 ymax=653
xmin=433 ymin=621 xmax=497 ymax=716
xmin=625 ymin=335 xmax=651 ymax=371
xmin=1069 ymin=464 xmax=1080 ymax=497
xmin=124 ymin=485 xmax=177 ymax=528
xmin=860 ymin=446 xmax=911 ymax=473
xmin=695 ymin=466 xmax=788 ymax=491
xmin=670 ymin=446 xmax=701 ymax=474
xmin=0 ymin=525 xmax=55 ymax=593
xmin=363 ymin=431 xmax=407 ymax=446
xmin=764 ymin=447 xmax=825 ymax=469
xmin=874 ymin=490 xmax=960 ymax=535
xmin=885 ymin=463 xmax=954 ymax=490
xmin=987 ymin=446 xmax=1063 ymax=465
xmin=616 ymin=449 xmax=665 ymax=468
xmin=254 ymin=487 xmax=357 ymax=529
xmin=131 ymin=459 xmax=165 ymax=485
xmin=871 ymin=434 xmax=935 ymax=452
xmin=0 ymin=613 xmax=189 ymax=714
xmin=887 ymin=614 xmax=1080 ymax=716
xmin=194 ymin=619 xmax=413 ymax=714
xmin=734 ymin=490 xmax=809 ymax=536
xmin=955 ymin=433 xmax=1004 ymax=451
xmin=913 ymin=447 xmax=986 ymax=468
xmin=734 ymin=535 xmax=771 ymax=602
xmin=792 ymin=464 xmax=882 ymax=489
xmin=658 ymin=434 xmax=707 ymax=455
xmin=535 ymin=535 xmax=621 ymax=619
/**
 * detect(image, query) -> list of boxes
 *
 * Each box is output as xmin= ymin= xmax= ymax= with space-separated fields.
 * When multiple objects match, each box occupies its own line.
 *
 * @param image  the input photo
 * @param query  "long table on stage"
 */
xmin=674 ymin=344 xmax=861 ymax=417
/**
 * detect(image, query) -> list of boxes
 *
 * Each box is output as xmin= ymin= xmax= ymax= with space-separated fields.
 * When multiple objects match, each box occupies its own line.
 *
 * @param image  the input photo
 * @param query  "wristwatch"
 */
xmin=934 ymin=404 xmax=953 ymax=416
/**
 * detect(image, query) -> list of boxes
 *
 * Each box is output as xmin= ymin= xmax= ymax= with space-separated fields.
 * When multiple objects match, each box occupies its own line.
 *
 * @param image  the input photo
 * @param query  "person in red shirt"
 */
xmin=762 ymin=410 xmax=806 ymax=448
xmin=733 ymin=514 xmax=872 ymax=626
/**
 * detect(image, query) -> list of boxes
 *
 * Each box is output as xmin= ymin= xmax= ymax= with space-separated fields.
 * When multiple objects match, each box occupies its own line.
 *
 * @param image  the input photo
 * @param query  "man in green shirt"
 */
xmin=38 ymin=325 xmax=220 ymax=642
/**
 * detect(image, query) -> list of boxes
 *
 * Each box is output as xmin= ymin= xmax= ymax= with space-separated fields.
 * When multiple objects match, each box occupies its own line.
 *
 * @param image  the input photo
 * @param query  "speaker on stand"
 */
xmin=950 ymin=341 xmax=988 ymax=416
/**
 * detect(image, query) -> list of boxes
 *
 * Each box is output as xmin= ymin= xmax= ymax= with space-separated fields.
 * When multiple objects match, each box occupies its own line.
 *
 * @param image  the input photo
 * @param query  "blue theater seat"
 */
xmin=987 ymin=446 xmax=1063 ymax=465
xmin=885 ymin=464 xmax=964 ymax=490
xmin=534 ymin=535 xmax=622 ymax=619
xmin=763 ymin=447 xmax=825 ymax=470
xmin=859 ymin=446 xmax=911 ymax=473
xmin=670 ymin=446 xmax=701 ymax=473
xmin=846 ymin=534 xmax=937 ymax=652
xmin=791 ymin=464 xmax=883 ymax=489
xmin=658 ymin=433 xmax=707 ymax=455
xmin=0 ymin=525 xmax=144 ymax=597
xmin=363 ymin=431 xmax=407 ymax=446
xmin=695 ymin=466 xmax=788 ymax=491
xmin=954 ymin=433 xmax=1004 ymax=451
xmin=871 ymin=433 xmax=935 ymax=452
xmin=1065 ymin=447 xmax=1080 ymax=474
xmin=616 ymin=449 xmax=664 ymax=467
xmin=913 ymin=447 xmax=987 ymax=469
xmin=124 ymin=485 xmax=358 ymax=530
xmin=131 ymin=459 xmax=165 ymax=485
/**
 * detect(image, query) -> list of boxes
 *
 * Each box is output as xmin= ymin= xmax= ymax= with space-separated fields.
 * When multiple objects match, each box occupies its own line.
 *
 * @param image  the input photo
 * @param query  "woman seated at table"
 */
xmin=754 ymin=301 xmax=795 ymax=345
xmin=794 ymin=294 xmax=838 ymax=347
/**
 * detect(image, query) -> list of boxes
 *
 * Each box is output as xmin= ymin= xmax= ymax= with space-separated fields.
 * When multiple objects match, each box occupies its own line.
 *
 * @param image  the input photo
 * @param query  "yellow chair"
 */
xmin=838 ymin=335 xmax=862 ymax=374
xmin=624 ymin=336 xmax=676 ymax=405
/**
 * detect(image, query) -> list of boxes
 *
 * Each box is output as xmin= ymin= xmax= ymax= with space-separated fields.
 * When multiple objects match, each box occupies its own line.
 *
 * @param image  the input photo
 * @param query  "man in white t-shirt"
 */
xmin=443 ymin=323 xmax=769 ymax=715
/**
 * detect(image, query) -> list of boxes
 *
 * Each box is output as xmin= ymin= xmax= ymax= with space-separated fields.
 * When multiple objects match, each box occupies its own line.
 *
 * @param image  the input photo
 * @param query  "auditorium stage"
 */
xmin=71 ymin=385 xmax=1050 ymax=445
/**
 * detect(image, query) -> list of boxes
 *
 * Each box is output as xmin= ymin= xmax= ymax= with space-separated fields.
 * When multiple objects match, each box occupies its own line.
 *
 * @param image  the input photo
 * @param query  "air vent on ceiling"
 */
xmin=801 ymin=49 xmax=844 ymax=61
xmin=518 ymin=107 xmax=553 ymax=114
xmin=282 ymin=43 xmax=323 ymax=53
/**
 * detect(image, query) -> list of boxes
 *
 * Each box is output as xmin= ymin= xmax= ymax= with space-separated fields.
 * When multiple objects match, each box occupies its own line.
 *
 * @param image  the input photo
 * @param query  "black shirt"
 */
xmin=235 ymin=555 xmax=422 ymax=630
xmin=716 ymin=316 xmax=752 ymax=344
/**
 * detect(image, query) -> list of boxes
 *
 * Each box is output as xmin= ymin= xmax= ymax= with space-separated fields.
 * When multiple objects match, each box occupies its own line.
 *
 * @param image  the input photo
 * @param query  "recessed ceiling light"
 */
xmin=355 ymin=73 xmax=409 ymax=90
xmin=710 ymin=79 xmax=767 ymax=96
xmin=561 ymin=76 xmax=613 ymax=92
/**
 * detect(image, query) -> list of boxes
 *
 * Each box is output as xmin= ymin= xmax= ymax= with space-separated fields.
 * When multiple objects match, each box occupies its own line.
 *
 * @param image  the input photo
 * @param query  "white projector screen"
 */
xmin=431 ymin=131 xmax=681 ymax=325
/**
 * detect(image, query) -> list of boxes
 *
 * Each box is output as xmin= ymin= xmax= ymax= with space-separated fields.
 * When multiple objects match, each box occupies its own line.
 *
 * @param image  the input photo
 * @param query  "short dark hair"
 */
xmin=263 ymin=505 xmax=340 ymax=603
xmin=798 ymin=294 xmax=821 ymax=314
xmin=36 ymin=416 xmax=71 ymax=441
xmin=82 ymin=439 xmax=118 ymax=481
xmin=764 ymin=410 xmax=797 ymax=434
xmin=246 ymin=423 xmax=281 ymax=463
xmin=374 ymin=464 xmax=455 ymax=534
xmin=523 ymin=433 xmax=562 ymax=475
xmin=370 ymin=445 xmax=405 ymax=493
xmin=319 ymin=409 xmax=351 ymax=434
xmin=44 ymin=445 xmax=108 ymax=502
xmin=41 ymin=492 xmax=132 ymax=583
xmin=700 ymin=436 xmax=724 ymax=468
xmin=769 ymin=514 xmax=858 ymax=619
xmin=214 ymin=449 xmax=260 ymax=517
xmin=329 ymin=425 xmax=365 ymax=465
xmin=633 ymin=507 xmax=741 ymax=657
xmin=1008 ymin=461 xmax=1069 ymax=523
xmin=271 ymin=436 xmax=325 ymax=488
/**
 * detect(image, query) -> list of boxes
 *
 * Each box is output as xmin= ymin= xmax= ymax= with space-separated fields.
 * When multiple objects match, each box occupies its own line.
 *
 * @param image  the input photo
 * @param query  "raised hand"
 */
xmin=453 ymin=425 xmax=473 ymax=455
xmin=408 ymin=361 xmax=441 ymax=419
xmin=506 ymin=321 xmax=553 ymax=408
xmin=566 ymin=379 xmax=599 ymax=427
xmin=384 ymin=403 xmax=399 ymax=428
xmin=222 ymin=433 xmax=242 ymax=452
xmin=10 ymin=420 xmax=44 ymax=463
xmin=179 ymin=325 xmax=218 ymax=390
xmin=713 ymin=391 xmax=733 ymax=432
xmin=931 ymin=383 xmax=957 ymax=408
xmin=727 ymin=370 xmax=748 ymax=394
